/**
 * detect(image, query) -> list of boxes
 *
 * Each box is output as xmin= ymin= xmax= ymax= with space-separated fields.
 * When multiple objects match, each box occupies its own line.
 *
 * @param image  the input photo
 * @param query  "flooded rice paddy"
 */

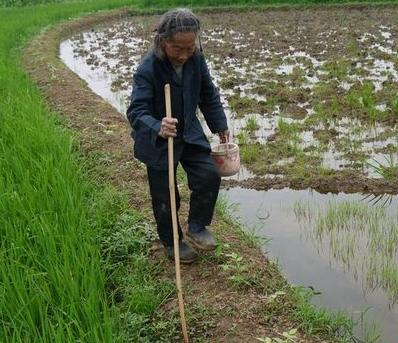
xmin=59 ymin=6 xmax=398 ymax=342
xmin=224 ymin=188 xmax=398 ymax=342
xmin=60 ymin=7 xmax=398 ymax=187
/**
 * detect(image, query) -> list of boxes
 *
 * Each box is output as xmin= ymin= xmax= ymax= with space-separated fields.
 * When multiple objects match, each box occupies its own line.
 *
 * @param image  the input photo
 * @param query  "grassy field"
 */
xmin=2 ymin=0 xmax=398 ymax=7
xmin=1 ymin=0 xmax=386 ymax=341
xmin=0 ymin=1 xmax=164 ymax=341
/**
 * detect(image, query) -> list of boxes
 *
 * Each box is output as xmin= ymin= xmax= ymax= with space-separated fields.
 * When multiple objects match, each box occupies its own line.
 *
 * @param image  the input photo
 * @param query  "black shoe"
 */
xmin=165 ymin=240 xmax=198 ymax=264
xmin=186 ymin=228 xmax=216 ymax=251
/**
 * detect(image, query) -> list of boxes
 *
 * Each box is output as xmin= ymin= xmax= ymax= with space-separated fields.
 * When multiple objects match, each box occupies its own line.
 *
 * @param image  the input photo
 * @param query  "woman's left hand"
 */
xmin=218 ymin=130 xmax=230 ymax=143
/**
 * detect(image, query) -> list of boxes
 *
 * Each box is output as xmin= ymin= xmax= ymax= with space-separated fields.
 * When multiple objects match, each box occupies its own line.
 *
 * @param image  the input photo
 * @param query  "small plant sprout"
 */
xmin=391 ymin=97 xmax=398 ymax=117
xmin=244 ymin=115 xmax=260 ymax=133
xmin=240 ymin=143 xmax=263 ymax=164
xmin=267 ymin=291 xmax=287 ymax=303
xmin=236 ymin=131 xmax=249 ymax=145
xmin=366 ymin=154 xmax=398 ymax=181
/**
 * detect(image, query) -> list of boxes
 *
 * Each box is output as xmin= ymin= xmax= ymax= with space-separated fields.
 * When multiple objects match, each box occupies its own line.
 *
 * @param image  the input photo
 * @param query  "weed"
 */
xmin=391 ymin=97 xmax=398 ymax=117
xmin=236 ymin=131 xmax=250 ymax=145
xmin=312 ymin=81 xmax=337 ymax=102
xmin=216 ymin=194 xmax=267 ymax=248
xmin=276 ymin=118 xmax=301 ymax=139
xmin=346 ymin=40 xmax=360 ymax=57
xmin=290 ymin=286 xmax=353 ymax=340
xmin=366 ymin=154 xmax=398 ymax=181
xmin=243 ymin=223 xmax=271 ymax=248
xmin=253 ymin=81 xmax=280 ymax=96
xmin=220 ymin=251 xmax=255 ymax=289
xmin=228 ymin=94 xmax=264 ymax=118
xmin=256 ymin=328 xmax=298 ymax=342
xmin=346 ymin=82 xmax=390 ymax=122
xmin=322 ymin=59 xmax=349 ymax=81
xmin=291 ymin=66 xmax=306 ymax=86
xmin=186 ymin=302 xmax=218 ymax=337
xmin=215 ymin=193 xmax=240 ymax=221
xmin=244 ymin=115 xmax=260 ymax=132
xmin=309 ymin=103 xmax=331 ymax=127
xmin=266 ymin=95 xmax=280 ymax=110
xmin=240 ymin=143 xmax=263 ymax=163
xmin=219 ymin=75 xmax=240 ymax=89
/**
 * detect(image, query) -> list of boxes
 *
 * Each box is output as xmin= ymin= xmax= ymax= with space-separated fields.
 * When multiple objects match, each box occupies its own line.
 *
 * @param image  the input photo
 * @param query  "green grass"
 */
xmin=0 ymin=1 xmax=170 ymax=341
xmin=0 ymin=90 xmax=113 ymax=341
xmin=290 ymin=287 xmax=354 ymax=341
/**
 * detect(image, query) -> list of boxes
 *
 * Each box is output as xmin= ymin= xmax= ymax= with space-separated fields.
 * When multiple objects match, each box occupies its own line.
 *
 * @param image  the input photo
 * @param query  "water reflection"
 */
xmin=223 ymin=187 xmax=398 ymax=342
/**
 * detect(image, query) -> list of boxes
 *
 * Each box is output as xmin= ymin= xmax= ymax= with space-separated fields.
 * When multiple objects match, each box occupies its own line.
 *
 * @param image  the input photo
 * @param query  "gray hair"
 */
xmin=153 ymin=8 xmax=201 ymax=59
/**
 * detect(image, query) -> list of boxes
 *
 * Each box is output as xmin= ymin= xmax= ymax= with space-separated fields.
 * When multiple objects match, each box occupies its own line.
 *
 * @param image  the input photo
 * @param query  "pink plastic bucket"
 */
xmin=211 ymin=143 xmax=240 ymax=177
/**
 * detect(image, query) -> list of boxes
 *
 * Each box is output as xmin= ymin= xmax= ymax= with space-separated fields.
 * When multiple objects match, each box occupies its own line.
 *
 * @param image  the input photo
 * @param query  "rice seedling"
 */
xmin=240 ymin=143 xmax=263 ymax=163
xmin=346 ymin=82 xmax=387 ymax=122
xmin=236 ymin=131 xmax=250 ymax=145
xmin=322 ymin=59 xmax=349 ymax=81
xmin=276 ymin=118 xmax=301 ymax=139
xmin=355 ymin=309 xmax=382 ymax=343
xmin=366 ymin=154 xmax=398 ymax=181
xmin=244 ymin=115 xmax=260 ymax=133
xmin=0 ymin=1 xmax=167 ymax=341
xmin=391 ymin=97 xmax=398 ymax=117
xmin=294 ymin=199 xmax=398 ymax=303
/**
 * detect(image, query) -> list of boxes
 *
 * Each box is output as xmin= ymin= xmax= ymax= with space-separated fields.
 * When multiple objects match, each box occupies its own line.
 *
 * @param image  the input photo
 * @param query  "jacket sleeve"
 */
xmin=198 ymin=54 xmax=228 ymax=134
xmin=126 ymin=70 xmax=161 ymax=146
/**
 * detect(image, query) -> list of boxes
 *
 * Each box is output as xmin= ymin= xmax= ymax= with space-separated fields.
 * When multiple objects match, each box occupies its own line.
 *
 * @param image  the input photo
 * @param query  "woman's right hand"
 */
xmin=158 ymin=117 xmax=178 ymax=139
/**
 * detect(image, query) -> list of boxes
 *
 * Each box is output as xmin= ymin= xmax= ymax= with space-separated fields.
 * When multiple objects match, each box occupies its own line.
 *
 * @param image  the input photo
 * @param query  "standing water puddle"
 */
xmin=223 ymin=187 xmax=398 ymax=342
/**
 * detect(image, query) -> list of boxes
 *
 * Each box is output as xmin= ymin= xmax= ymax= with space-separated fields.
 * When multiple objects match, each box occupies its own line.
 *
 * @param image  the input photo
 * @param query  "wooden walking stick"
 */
xmin=164 ymin=83 xmax=190 ymax=343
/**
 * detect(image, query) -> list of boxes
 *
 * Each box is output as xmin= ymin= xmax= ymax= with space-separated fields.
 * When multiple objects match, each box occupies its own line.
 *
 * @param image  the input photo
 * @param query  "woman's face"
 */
xmin=163 ymin=31 xmax=197 ymax=68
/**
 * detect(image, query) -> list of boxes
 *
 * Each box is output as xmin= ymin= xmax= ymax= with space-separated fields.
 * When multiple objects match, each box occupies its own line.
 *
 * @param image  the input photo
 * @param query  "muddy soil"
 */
xmin=64 ymin=5 xmax=398 ymax=194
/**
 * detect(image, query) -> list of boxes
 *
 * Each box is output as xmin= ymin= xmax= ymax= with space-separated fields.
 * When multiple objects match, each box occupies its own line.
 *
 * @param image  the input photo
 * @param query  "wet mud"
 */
xmin=63 ymin=5 xmax=398 ymax=193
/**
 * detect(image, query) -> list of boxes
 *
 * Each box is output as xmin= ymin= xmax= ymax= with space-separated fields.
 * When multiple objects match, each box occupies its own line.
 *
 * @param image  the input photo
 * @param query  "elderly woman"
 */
xmin=127 ymin=8 xmax=229 ymax=264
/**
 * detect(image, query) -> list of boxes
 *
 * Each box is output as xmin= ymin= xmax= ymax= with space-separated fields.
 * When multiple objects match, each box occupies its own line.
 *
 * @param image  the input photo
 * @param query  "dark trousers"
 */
xmin=147 ymin=143 xmax=221 ymax=247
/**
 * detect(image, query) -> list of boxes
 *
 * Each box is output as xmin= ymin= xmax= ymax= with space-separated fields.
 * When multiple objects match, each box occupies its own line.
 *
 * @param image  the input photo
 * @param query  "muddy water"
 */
xmin=60 ymin=36 xmax=133 ymax=114
xmin=223 ymin=187 xmax=398 ymax=342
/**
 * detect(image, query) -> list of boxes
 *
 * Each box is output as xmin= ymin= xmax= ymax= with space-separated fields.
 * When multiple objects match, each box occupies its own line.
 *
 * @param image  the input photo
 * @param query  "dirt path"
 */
xmin=22 ymin=7 xmax=352 ymax=342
